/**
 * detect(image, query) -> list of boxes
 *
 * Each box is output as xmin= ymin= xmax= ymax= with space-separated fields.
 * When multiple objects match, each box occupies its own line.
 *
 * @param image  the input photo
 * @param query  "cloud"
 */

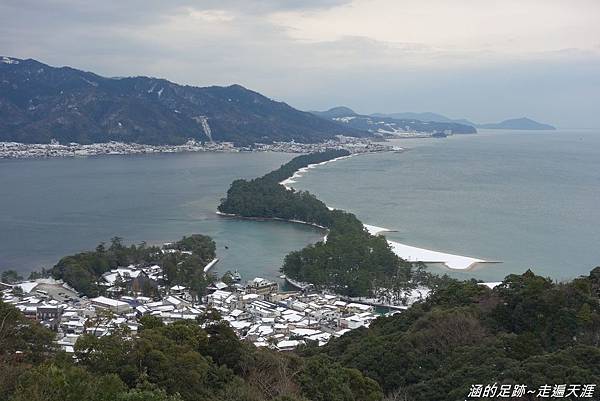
xmin=270 ymin=0 xmax=600 ymax=59
xmin=0 ymin=0 xmax=599 ymax=127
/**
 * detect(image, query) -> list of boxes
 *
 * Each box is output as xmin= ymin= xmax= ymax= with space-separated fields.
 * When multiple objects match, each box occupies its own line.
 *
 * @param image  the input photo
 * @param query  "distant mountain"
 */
xmin=0 ymin=56 xmax=365 ymax=145
xmin=478 ymin=117 xmax=556 ymax=130
xmin=312 ymin=107 xmax=477 ymax=135
xmin=372 ymin=111 xmax=477 ymax=127
xmin=310 ymin=106 xmax=359 ymax=119
xmin=372 ymin=111 xmax=555 ymax=131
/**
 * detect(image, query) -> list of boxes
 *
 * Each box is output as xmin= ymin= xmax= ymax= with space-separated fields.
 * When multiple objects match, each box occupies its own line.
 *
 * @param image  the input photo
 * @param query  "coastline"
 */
xmin=279 ymin=154 xmax=356 ymax=190
xmin=216 ymin=211 xmax=329 ymax=233
xmin=203 ymin=257 xmax=220 ymax=273
xmin=276 ymin=154 xmax=494 ymax=271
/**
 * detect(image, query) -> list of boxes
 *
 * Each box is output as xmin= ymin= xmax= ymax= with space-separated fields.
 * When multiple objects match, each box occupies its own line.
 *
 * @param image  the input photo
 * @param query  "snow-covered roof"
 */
xmin=277 ymin=340 xmax=301 ymax=349
xmin=209 ymin=290 xmax=233 ymax=300
xmin=90 ymin=296 xmax=129 ymax=308
xmin=214 ymin=282 xmax=228 ymax=290
xmin=346 ymin=302 xmax=372 ymax=311
xmin=17 ymin=281 xmax=39 ymax=293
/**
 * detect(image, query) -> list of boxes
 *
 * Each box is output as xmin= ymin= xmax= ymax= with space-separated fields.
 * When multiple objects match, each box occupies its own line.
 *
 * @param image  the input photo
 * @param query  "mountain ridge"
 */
xmin=372 ymin=110 xmax=555 ymax=130
xmin=478 ymin=117 xmax=556 ymax=130
xmin=311 ymin=107 xmax=478 ymax=135
xmin=0 ymin=56 xmax=366 ymax=145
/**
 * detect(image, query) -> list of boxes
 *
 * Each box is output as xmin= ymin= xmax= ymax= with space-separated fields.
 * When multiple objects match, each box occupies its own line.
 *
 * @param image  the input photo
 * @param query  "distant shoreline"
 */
xmin=0 ymin=138 xmax=396 ymax=159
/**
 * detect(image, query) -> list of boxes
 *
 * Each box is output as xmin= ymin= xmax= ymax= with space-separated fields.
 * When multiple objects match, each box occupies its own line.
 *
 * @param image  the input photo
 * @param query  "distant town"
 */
xmin=0 ymin=136 xmax=400 ymax=159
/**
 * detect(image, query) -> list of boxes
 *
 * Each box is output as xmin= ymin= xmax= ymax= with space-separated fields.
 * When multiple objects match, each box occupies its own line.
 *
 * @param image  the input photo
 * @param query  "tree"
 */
xmin=11 ymin=364 xmax=127 ymax=401
xmin=139 ymin=315 xmax=164 ymax=331
xmin=1 ymin=270 xmax=23 ymax=284
xmin=0 ymin=301 xmax=56 ymax=363
xmin=299 ymin=356 xmax=383 ymax=401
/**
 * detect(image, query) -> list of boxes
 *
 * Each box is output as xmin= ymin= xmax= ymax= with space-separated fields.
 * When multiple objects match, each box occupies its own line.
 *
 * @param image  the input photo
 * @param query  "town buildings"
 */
xmin=1 ymin=265 xmax=393 ymax=354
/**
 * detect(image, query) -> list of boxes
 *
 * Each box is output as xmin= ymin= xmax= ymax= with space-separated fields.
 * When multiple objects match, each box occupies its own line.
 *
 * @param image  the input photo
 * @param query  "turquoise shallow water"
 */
xmin=0 ymin=152 xmax=323 ymax=282
xmin=292 ymin=129 xmax=600 ymax=282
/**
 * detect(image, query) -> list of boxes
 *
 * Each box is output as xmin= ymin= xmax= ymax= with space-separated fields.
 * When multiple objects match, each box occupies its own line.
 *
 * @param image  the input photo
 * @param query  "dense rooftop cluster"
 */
xmin=1 ymin=266 xmax=393 ymax=356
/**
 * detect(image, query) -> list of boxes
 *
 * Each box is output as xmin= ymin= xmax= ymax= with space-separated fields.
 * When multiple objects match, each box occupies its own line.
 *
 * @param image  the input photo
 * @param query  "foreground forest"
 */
xmin=2 ymin=268 xmax=600 ymax=400
xmin=305 ymin=268 xmax=600 ymax=400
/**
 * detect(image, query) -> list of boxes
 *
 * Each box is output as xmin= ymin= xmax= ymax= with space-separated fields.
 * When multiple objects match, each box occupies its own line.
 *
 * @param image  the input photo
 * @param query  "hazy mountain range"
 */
xmin=0 ymin=56 xmax=365 ymax=145
xmin=0 ymin=56 xmax=555 ymax=147
xmin=372 ymin=111 xmax=556 ymax=130
xmin=311 ymin=107 xmax=478 ymax=135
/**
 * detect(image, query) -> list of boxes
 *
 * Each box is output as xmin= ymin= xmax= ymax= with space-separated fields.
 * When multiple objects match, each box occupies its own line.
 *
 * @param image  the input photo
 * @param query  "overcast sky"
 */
xmin=1 ymin=0 xmax=599 ymax=128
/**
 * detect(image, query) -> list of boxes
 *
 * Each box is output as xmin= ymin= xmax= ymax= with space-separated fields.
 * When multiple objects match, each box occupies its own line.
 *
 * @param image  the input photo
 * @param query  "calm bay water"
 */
xmin=292 ymin=129 xmax=600 ymax=282
xmin=0 ymin=152 xmax=323 ymax=282
xmin=2 ymin=129 xmax=599 ymax=284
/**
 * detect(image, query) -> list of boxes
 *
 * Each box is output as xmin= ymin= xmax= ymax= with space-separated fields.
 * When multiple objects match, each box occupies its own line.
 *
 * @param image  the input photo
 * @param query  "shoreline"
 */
xmin=216 ymin=211 xmax=329 ymax=234
xmin=276 ymin=155 xmax=495 ymax=271
xmin=279 ymin=154 xmax=356 ymax=190
xmin=203 ymin=257 xmax=220 ymax=273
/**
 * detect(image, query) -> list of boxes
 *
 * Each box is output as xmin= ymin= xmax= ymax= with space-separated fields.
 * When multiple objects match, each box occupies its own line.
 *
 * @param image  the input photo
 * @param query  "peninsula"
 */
xmin=218 ymin=149 xmax=439 ymax=300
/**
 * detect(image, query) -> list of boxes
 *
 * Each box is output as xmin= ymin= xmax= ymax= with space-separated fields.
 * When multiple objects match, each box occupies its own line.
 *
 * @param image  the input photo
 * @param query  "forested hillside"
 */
xmin=51 ymin=235 xmax=215 ymax=298
xmin=3 ymin=267 xmax=600 ymax=400
xmin=0 ymin=299 xmax=382 ymax=401
xmin=0 ymin=57 xmax=364 ymax=145
xmin=303 ymin=268 xmax=600 ymax=400
xmin=312 ymin=107 xmax=477 ymax=135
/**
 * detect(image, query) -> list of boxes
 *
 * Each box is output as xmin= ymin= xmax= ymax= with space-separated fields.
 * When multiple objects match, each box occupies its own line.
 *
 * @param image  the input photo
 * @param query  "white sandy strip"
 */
xmin=386 ymin=240 xmax=485 ymax=270
xmin=364 ymin=224 xmax=394 ymax=236
xmin=280 ymin=155 xmax=354 ymax=190
xmin=279 ymin=156 xmax=490 ymax=270
xmin=366 ymin=223 xmax=489 ymax=270
xmin=203 ymin=258 xmax=219 ymax=273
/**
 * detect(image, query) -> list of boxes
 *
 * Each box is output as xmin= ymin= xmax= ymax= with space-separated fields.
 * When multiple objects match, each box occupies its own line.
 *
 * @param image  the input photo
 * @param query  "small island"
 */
xmin=479 ymin=117 xmax=556 ymax=130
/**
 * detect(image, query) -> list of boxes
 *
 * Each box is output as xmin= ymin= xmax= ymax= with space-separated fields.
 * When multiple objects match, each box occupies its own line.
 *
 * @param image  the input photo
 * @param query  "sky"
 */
xmin=1 ymin=0 xmax=599 ymax=128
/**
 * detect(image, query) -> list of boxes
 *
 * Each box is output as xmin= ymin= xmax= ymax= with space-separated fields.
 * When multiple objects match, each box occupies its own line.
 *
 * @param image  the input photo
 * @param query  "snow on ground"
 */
xmin=203 ymin=258 xmax=219 ymax=273
xmin=279 ymin=155 xmax=354 ymax=190
xmin=280 ymin=156 xmax=491 ymax=271
xmin=16 ymin=281 xmax=39 ymax=293
xmin=366 ymin=224 xmax=486 ymax=270
xmin=387 ymin=240 xmax=485 ymax=270
xmin=479 ymin=282 xmax=502 ymax=289
xmin=364 ymin=224 xmax=394 ymax=236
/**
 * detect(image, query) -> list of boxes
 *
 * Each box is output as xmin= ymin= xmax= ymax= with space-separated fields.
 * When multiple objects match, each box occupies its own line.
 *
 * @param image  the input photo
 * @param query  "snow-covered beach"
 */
xmin=363 ymin=225 xmax=487 ymax=270
xmin=279 ymin=154 xmax=355 ymax=189
xmin=281 ymin=158 xmax=493 ymax=271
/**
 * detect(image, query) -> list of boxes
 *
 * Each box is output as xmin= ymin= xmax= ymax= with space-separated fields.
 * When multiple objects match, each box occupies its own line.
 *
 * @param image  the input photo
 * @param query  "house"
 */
xmin=37 ymin=304 xmax=63 ymax=330
xmin=276 ymin=339 xmax=302 ymax=352
xmin=345 ymin=302 xmax=374 ymax=313
xmin=90 ymin=296 xmax=132 ymax=313
xmin=245 ymin=278 xmax=278 ymax=296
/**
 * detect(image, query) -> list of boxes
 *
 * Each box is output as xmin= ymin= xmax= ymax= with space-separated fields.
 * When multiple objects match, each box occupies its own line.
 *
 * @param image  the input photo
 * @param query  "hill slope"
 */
xmin=479 ymin=117 xmax=556 ymax=130
xmin=313 ymin=107 xmax=477 ymax=135
xmin=372 ymin=111 xmax=477 ymax=127
xmin=373 ymin=111 xmax=556 ymax=131
xmin=0 ymin=56 xmax=364 ymax=145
